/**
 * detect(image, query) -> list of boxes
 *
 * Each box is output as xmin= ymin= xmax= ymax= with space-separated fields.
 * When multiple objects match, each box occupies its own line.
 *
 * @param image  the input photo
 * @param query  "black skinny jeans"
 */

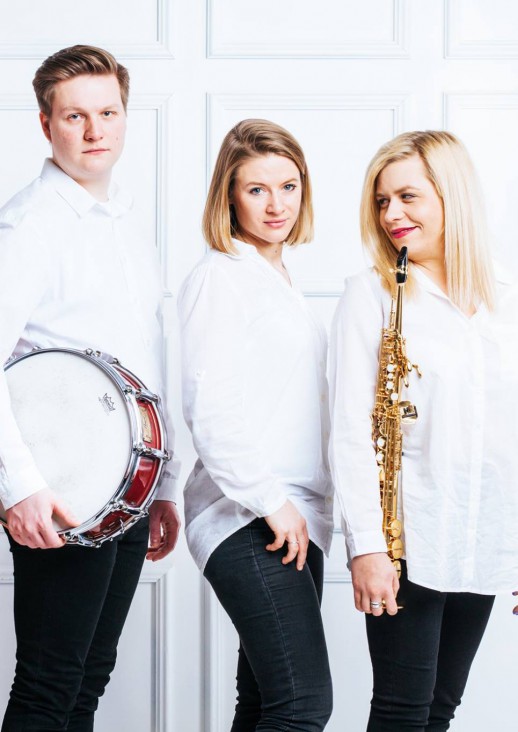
xmin=2 ymin=517 xmax=149 ymax=732
xmin=204 ymin=518 xmax=333 ymax=732
xmin=365 ymin=561 xmax=495 ymax=731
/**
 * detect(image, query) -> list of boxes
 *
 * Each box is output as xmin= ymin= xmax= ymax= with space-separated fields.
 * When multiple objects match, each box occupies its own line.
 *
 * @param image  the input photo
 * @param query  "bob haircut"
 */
xmin=360 ymin=130 xmax=495 ymax=311
xmin=33 ymin=45 xmax=130 ymax=117
xmin=203 ymin=119 xmax=313 ymax=254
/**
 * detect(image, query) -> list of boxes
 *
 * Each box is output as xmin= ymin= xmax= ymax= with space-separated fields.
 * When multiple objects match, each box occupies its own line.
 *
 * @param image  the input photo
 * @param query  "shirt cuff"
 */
xmin=0 ymin=465 xmax=48 ymax=510
xmin=154 ymin=476 xmax=179 ymax=502
xmin=249 ymin=489 xmax=288 ymax=518
xmin=345 ymin=529 xmax=388 ymax=561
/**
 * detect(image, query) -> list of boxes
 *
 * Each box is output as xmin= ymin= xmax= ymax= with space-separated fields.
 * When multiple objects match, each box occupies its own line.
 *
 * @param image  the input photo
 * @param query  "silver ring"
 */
xmin=370 ymin=600 xmax=382 ymax=609
xmin=288 ymin=541 xmax=299 ymax=545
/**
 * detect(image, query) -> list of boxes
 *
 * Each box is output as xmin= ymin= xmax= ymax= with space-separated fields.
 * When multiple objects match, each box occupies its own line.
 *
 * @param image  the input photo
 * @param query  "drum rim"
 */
xmin=3 ymin=347 xmax=168 ymax=542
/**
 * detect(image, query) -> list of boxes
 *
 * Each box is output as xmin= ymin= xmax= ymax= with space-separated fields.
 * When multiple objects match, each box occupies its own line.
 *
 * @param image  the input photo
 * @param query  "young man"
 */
xmin=0 ymin=45 xmax=180 ymax=731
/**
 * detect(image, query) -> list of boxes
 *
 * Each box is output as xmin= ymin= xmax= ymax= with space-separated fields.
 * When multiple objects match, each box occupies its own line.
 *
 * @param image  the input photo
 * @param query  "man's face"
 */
xmin=40 ymin=73 xmax=126 ymax=197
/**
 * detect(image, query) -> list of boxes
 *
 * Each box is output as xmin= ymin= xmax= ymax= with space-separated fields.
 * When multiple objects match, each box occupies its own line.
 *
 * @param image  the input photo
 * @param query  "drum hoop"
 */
xmin=4 ymin=347 xmax=167 ymax=539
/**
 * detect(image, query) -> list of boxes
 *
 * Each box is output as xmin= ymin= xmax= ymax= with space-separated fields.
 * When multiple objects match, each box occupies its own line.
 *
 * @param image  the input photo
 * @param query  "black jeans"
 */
xmin=2 ymin=517 xmax=149 ymax=732
xmin=204 ymin=518 xmax=333 ymax=732
xmin=365 ymin=561 xmax=495 ymax=731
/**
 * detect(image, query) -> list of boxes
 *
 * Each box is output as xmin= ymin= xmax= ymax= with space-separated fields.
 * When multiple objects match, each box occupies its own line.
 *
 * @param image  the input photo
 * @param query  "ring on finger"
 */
xmin=370 ymin=600 xmax=383 ymax=609
xmin=288 ymin=541 xmax=299 ymax=545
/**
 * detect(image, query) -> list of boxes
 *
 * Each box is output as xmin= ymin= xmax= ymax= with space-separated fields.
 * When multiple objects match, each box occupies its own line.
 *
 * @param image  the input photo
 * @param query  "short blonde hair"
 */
xmin=33 ymin=45 xmax=130 ymax=116
xmin=203 ymin=119 xmax=313 ymax=253
xmin=360 ymin=130 xmax=495 ymax=311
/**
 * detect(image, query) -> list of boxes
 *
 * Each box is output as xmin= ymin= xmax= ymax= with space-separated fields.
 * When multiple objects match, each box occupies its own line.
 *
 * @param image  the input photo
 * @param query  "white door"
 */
xmin=0 ymin=2 xmax=516 ymax=730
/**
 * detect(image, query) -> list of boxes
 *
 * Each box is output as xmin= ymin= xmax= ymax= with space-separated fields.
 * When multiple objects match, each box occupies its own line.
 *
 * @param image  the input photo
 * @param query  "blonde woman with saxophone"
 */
xmin=329 ymin=130 xmax=518 ymax=731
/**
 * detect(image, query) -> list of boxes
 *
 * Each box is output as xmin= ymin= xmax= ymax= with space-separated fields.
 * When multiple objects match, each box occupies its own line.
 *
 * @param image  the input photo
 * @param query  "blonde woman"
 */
xmin=179 ymin=119 xmax=334 ymax=731
xmin=329 ymin=130 xmax=517 ymax=730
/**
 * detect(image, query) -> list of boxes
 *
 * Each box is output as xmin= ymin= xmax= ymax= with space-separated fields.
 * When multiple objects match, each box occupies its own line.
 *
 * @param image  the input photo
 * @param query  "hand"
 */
xmin=351 ymin=552 xmax=400 ymax=616
xmin=513 ymin=591 xmax=518 ymax=615
xmin=146 ymin=500 xmax=181 ymax=561
xmin=5 ymin=488 xmax=79 ymax=549
xmin=264 ymin=499 xmax=309 ymax=571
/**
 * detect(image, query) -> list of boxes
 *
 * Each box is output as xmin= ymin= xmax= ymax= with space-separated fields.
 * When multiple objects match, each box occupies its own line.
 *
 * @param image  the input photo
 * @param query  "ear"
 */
xmin=39 ymin=111 xmax=52 ymax=142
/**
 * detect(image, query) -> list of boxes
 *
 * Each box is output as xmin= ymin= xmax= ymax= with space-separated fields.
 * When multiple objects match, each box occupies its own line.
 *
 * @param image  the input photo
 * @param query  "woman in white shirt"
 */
xmin=178 ymin=119 xmax=334 ymax=731
xmin=329 ymin=130 xmax=518 ymax=730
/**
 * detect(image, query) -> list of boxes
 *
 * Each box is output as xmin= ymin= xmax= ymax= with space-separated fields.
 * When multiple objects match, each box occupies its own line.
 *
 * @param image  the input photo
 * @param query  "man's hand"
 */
xmin=5 ymin=488 xmax=79 ymax=549
xmin=146 ymin=500 xmax=181 ymax=561
xmin=264 ymin=499 xmax=309 ymax=571
xmin=351 ymin=552 xmax=400 ymax=616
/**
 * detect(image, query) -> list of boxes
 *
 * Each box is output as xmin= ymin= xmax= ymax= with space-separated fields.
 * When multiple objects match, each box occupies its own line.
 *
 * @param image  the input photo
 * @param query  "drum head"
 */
xmin=4 ymin=350 xmax=132 ymax=527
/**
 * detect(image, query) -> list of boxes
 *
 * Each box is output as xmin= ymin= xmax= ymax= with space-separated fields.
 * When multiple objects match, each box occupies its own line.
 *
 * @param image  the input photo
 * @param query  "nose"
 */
xmin=383 ymin=197 xmax=404 ymax=223
xmin=84 ymin=116 xmax=103 ymax=141
xmin=266 ymin=191 xmax=285 ymax=214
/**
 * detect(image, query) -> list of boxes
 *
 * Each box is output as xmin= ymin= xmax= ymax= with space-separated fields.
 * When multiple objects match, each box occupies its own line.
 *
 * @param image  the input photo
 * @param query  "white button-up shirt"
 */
xmin=329 ymin=265 xmax=518 ymax=595
xmin=178 ymin=239 xmax=334 ymax=570
xmin=0 ymin=159 xmax=179 ymax=509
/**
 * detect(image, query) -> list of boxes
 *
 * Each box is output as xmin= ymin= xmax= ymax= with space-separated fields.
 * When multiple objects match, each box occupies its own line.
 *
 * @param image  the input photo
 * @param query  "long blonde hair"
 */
xmin=203 ymin=119 xmax=313 ymax=254
xmin=360 ymin=130 xmax=495 ymax=311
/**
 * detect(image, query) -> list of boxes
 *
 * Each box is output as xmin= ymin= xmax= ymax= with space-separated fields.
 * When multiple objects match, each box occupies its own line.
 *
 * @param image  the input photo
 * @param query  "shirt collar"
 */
xmin=227 ymin=237 xmax=262 ymax=259
xmin=410 ymin=264 xmax=449 ymax=299
xmin=40 ymin=158 xmax=133 ymax=218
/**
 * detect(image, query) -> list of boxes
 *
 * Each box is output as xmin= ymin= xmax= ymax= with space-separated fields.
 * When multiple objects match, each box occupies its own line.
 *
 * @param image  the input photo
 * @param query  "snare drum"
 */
xmin=0 ymin=348 xmax=170 ymax=546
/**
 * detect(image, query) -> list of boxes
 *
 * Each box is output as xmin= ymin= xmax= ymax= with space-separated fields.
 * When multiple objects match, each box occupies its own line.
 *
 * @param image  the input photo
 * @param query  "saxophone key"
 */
xmin=387 ymin=518 xmax=402 ymax=538
xmin=388 ymin=538 xmax=403 ymax=559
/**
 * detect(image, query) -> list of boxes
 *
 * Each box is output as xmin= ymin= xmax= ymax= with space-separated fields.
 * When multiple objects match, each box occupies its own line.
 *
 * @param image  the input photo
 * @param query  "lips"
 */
xmin=83 ymin=148 xmax=109 ymax=154
xmin=264 ymin=219 xmax=287 ymax=228
xmin=390 ymin=226 xmax=417 ymax=239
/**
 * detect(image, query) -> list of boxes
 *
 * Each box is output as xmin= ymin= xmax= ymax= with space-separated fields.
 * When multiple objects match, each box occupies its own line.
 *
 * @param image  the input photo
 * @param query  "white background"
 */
xmin=0 ymin=1 xmax=517 ymax=730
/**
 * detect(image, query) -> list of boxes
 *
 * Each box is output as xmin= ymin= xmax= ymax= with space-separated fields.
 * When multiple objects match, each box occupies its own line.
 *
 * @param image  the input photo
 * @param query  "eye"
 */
xmin=249 ymin=187 xmax=263 ymax=195
xmin=401 ymin=193 xmax=415 ymax=200
xmin=67 ymin=113 xmax=82 ymax=121
xmin=376 ymin=197 xmax=388 ymax=209
xmin=102 ymin=110 xmax=116 ymax=117
xmin=284 ymin=183 xmax=296 ymax=191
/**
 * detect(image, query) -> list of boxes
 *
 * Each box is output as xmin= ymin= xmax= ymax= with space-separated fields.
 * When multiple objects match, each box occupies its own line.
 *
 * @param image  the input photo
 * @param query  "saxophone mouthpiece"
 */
xmin=396 ymin=246 xmax=408 ymax=285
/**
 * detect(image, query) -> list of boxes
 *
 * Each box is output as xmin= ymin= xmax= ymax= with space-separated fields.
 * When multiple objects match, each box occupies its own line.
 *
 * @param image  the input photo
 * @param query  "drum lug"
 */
xmin=110 ymin=499 xmax=148 ymax=518
xmin=135 ymin=444 xmax=171 ymax=461
xmin=135 ymin=388 xmax=159 ymax=403
xmin=61 ymin=532 xmax=100 ymax=548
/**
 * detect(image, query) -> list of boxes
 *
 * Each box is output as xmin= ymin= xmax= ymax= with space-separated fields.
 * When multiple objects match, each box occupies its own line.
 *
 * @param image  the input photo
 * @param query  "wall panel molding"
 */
xmin=0 ymin=0 xmax=174 ymax=59
xmin=0 ymin=93 xmax=174 ymax=294
xmin=204 ymin=584 xmax=231 ymax=732
xmin=207 ymin=91 xmax=410 ymax=172
xmin=0 ymin=556 xmax=174 ymax=732
xmin=207 ymin=0 xmax=408 ymax=58
xmin=207 ymin=92 xmax=409 ymax=298
xmin=444 ymin=91 xmax=518 ymax=124
xmin=445 ymin=0 xmax=518 ymax=58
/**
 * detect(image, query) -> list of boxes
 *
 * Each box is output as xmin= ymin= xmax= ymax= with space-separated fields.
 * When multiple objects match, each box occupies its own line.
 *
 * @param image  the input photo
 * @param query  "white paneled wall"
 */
xmin=0 ymin=2 xmax=517 ymax=730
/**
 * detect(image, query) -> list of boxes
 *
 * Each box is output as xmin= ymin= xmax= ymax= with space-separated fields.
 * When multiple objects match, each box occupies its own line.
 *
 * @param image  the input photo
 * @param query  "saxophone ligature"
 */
xmin=371 ymin=246 xmax=421 ymax=578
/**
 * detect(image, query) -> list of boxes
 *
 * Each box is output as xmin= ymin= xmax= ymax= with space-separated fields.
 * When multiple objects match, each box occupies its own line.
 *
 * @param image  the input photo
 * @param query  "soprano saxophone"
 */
xmin=371 ymin=246 xmax=420 ymax=578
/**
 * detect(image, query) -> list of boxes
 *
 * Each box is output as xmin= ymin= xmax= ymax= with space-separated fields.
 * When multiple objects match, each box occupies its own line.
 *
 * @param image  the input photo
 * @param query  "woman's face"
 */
xmin=375 ymin=154 xmax=445 ymax=266
xmin=230 ymin=154 xmax=302 ymax=249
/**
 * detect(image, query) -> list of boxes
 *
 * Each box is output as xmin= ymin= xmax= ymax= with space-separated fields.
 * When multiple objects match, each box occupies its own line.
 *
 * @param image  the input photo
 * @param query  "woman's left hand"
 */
xmin=264 ymin=499 xmax=309 ymax=571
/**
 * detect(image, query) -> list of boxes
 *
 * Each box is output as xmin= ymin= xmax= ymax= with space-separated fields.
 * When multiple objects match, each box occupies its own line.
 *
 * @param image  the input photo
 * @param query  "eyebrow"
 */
xmin=243 ymin=177 xmax=299 ymax=186
xmin=375 ymin=185 xmax=421 ymax=196
xmin=59 ymin=103 xmax=121 ymax=113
